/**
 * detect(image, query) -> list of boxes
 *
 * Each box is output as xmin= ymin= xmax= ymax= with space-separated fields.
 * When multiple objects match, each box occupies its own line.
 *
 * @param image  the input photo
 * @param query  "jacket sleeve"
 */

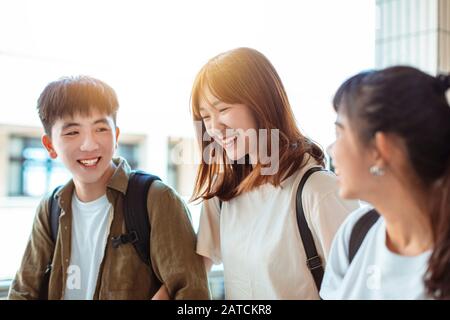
xmin=147 ymin=181 xmax=210 ymax=300
xmin=8 ymin=198 xmax=55 ymax=300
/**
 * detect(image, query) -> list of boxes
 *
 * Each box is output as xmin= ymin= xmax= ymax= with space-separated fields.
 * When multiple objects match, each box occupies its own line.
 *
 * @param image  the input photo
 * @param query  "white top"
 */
xmin=320 ymin=206 xmax=432 ymax=300
xmin=196 ymin=156 xmax=360 ymax=299
xmin=64 ymin=193 xmax=112 ymax=300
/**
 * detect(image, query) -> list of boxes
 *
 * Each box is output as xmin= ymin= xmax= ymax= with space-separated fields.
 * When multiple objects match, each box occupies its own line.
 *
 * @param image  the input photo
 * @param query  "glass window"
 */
xmin=117 ymin=143 xmax=139 ymax=169
xmin=8 ymin=136 xmax=140 ymax=197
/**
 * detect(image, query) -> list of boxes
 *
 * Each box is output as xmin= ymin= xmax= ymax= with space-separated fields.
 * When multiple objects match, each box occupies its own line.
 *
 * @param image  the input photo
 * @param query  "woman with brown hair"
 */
xmin=320 ymin=66 xmax=450 ymax=299
xmin=191 ymin=47 xmax=359 ymax=299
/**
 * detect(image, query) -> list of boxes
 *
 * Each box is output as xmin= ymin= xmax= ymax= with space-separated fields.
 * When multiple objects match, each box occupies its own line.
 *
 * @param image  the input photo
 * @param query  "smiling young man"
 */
xmin=8 ymin=76 xmax=209 ymax=300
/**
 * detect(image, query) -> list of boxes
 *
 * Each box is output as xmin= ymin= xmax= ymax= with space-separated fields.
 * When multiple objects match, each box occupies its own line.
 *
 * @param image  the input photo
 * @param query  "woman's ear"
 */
xmin=42 ymin=134 xmax=58 ymax=159
xmin=373 ymin=132 xmax=388 ymax=165
xmin=373 ymin=131 xmax=406 ymax=169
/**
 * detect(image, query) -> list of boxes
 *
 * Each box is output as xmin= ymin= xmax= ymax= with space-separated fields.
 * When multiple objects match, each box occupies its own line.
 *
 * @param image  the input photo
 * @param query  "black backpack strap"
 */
xmin=48 ymin=186 xmax=63 ymax=243
xmin=42 ymin=185 xmax=63 ymax=295
xmin=113 ymin=170 xmax=161 ymax=266
xmin=348 ymin=209 xmax=380 ymax=264
xmin=296 ymin=166 xmax=325 ymax=292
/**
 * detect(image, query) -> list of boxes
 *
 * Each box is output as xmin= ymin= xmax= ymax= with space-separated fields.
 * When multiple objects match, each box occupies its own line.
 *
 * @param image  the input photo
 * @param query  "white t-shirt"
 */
xmin=196 ymin=157 xmax=360 ymax=299
xmin=320 ymin=206 xmax=432 ymax=300
xmin=64 ymin=193 xmax=112 ymax=300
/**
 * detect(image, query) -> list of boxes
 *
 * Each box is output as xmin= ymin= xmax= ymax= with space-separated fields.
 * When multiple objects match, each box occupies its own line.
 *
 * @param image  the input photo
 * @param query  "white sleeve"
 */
xmin=303 ymin=171 xmax=361 ymax=260
xmin=319 ymin=206 xmax=372 ymax=299
xmin=196 ymin=196 xmax=222 ymax=265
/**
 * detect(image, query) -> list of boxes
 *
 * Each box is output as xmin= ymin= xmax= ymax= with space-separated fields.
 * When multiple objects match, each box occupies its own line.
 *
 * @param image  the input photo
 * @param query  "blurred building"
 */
xmin=376 ymin=0 xmax=450 ymax=74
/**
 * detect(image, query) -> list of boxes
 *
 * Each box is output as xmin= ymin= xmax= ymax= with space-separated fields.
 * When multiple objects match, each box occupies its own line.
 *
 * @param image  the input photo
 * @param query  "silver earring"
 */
xmin=369 ymin=166 xmax=385 ymax=176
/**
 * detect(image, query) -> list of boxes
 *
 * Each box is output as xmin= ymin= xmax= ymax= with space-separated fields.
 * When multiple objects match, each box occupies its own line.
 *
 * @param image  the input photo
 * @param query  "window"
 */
xmin=167 ymin=137 xmax=182 ymax=192
xmin=7 ymin=135 xmax=140 ymax=197
xmin=8 ymin=136 xmax=68 ymax=197
xmin=117 ymin=143 xmax=139 ymax=170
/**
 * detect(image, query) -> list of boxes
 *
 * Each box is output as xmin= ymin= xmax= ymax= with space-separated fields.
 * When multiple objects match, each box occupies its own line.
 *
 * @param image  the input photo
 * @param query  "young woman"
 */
xmin=191 ymin=47 xmax=359 ymax=299
xmin=320 ymin=66 xmax=450 ymax=299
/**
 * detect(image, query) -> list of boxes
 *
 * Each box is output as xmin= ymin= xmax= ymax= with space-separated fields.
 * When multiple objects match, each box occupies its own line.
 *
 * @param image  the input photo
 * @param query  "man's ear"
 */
xmin=42 ymin=134 xmax=58 ymax=159
xmin=115 ymin=126 xmax=120 ymax=149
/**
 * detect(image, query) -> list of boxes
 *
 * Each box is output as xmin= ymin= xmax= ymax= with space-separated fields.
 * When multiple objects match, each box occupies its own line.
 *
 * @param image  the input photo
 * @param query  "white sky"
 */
xmin=0 ymin=0 xmax=375 ymax=150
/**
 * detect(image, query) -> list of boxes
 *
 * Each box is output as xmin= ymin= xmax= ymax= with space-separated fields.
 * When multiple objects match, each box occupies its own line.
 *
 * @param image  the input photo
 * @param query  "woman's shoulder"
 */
xmin=337 ymin=205 xmax=375 ymax=242
xmin=342 ymin=205 xmax=375 ymax=227
xmin=288 ymin=156 xmax=338 ymax=198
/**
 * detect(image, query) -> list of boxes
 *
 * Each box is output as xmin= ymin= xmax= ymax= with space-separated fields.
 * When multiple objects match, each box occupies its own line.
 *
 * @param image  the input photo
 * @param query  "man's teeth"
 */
xmin=79 ymin=158 xmax=99 ymax=166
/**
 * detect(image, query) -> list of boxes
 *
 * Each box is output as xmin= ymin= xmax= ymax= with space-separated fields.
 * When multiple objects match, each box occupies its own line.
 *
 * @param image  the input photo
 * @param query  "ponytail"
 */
xmin=426 ymin=160 xmax=450 ymax=299
xmin=425 ymin=75 xmax=450 ymax=299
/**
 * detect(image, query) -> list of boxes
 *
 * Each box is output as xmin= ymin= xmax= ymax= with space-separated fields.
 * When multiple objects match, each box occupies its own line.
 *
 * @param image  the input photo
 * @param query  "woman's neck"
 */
xmin=370 ymin=186 xmax=433 ymax=256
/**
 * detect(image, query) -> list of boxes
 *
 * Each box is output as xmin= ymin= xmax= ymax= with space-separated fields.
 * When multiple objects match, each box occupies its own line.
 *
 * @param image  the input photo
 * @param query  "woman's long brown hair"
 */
xmin=190 ymin=47 xmax=324 ymax=202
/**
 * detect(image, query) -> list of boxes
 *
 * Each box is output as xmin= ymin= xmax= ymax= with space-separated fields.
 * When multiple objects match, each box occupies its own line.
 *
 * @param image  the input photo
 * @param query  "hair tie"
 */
xmin=436 ymin=74 xmax=450 ymax=92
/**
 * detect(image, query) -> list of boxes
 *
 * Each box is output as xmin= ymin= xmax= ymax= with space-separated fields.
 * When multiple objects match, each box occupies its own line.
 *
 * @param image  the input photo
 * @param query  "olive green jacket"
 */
xmin=8 ymin=157 xmax=209 ymax=300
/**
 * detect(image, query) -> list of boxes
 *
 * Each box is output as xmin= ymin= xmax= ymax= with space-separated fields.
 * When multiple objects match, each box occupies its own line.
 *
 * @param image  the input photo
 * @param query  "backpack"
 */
xmin=348 ymin=208 xmax=380 ymax=263
xmin=48 ymin=170 xmax=161 ymax=266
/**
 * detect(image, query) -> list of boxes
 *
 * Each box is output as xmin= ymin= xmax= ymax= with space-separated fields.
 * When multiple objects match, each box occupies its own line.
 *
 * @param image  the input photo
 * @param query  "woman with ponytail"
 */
xmin=320 ymin=66 xmax=450 ymax=299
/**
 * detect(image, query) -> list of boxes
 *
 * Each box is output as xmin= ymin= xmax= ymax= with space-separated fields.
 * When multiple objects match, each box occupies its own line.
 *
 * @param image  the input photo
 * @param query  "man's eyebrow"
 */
xmin=61 ymin=122 xmax=80 ymax=131
xmin=93 ymin=118 xmax=110 ymax=125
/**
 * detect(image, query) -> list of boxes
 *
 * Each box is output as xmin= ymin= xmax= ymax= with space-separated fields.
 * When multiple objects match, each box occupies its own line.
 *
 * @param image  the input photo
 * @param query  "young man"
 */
xmin=8 ymin=76 xmax=209 ymax=300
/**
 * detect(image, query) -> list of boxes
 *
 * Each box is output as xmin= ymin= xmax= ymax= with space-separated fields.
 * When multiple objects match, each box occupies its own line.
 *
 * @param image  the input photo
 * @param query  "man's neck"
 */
xmin=74 ymin=162 xmax=116 ymax=202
